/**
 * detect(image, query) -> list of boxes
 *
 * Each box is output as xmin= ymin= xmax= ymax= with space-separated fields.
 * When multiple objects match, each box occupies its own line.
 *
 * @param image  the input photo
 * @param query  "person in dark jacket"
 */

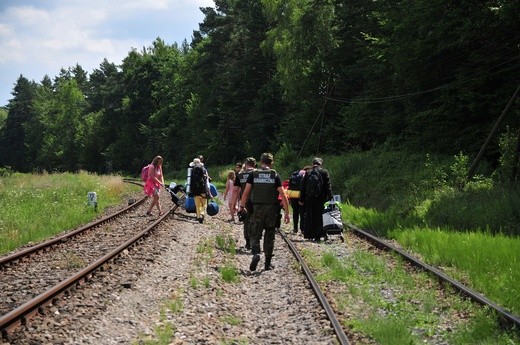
xmin=299 ymin=157 xmax=333 ymax=242
xmin=239 ymin=153 xmax=290 ymax=271
xmin=231 ymin=156 xmax=256 ymax=250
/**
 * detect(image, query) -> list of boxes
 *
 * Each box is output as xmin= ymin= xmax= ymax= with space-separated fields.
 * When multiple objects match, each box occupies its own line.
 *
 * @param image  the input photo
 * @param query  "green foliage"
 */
xmin=0 ymin=166 xmax=13 ymax=177
xmin=306 ymin=244 xmax=518 ymax=344
xmin=0 ymin=107 xmax=7 ymax=130
xmin=1 ymin=0 xmax=518 ymax=179
xmin=220 ymin=314 xmax=242 ymax=326
xmin=215 ymin=234 xmax=236 ymax=255
xmin=391 ymin=228 xmax=520 ymax=315
xmin=0 ymin=172 xmax=138 ymax=254
xmin=496 ymin=128 xmax=520 ymax=182
xmin=219 ymin=264 xmax=240 ymax=283
xmin=317 ymin=148 xmax=516 ymax=236
xmin=423 ymin=184 xmax=520 ymax=234
xmin=362 ymin=316 xmax=417 ymax=345
xmin=448 ymin=308 xmax=520 ymax=345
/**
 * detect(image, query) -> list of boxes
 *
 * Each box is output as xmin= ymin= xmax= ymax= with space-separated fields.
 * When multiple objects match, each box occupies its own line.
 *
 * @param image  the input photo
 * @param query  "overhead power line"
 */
xmin=326 ymin=60 xmax=520 ymax=104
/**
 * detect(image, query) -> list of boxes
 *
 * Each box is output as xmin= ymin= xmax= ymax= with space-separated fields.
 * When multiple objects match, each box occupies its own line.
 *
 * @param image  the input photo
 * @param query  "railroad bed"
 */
xmin=2 ymin=191 xmax=517 ymax=344
xmin=3 ymin=192 xmax=340 ymax=344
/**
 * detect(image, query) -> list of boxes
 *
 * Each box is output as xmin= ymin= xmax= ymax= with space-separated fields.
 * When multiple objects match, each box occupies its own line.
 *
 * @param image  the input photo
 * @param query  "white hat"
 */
xmin=189 ymin=158 xmax=202 ymax=167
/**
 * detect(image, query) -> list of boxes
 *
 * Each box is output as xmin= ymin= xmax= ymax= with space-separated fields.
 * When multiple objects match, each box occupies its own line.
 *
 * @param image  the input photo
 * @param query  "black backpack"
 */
xmin=306 ymin=167 xmax=323 ymax=198
xmin=288 ymin=170 xmax=302 ymax=191
xmin=190 ymin=166 xmax=206 ymax=194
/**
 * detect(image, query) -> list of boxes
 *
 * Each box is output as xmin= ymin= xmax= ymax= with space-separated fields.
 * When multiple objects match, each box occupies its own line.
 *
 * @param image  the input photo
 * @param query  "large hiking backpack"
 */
xmin=288 ymin=170 xmax=302 ymax=191
xmin=190 ymin=165 xmax=206 ymax=194
xmin=287 ymin=170 xmax=302 ymax=199
xmin=306 ymin=167 xmax=324 ymax=198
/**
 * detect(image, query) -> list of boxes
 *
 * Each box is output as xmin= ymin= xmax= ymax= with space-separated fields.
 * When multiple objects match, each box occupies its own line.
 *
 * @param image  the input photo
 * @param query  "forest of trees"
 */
xmin=0 ymin=0 xmax=519 ymax=175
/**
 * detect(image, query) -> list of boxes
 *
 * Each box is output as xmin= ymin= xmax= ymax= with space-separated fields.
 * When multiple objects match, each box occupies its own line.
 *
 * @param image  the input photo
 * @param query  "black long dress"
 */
xmin=299 ymin=166 xmax=333 ymax=240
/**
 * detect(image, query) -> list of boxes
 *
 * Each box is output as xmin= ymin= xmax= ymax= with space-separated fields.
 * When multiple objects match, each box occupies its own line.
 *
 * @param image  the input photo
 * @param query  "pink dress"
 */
xmin=144 ymin=165 xmax=162 ymax=197
xmin=226 ymin=179 xmax=235 ymax=210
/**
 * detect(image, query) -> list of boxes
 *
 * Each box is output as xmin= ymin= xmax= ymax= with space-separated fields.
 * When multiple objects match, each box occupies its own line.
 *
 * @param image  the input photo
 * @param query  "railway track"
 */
xmin=346 ymin=223 xmax=520 ymax=331
xmin=0 ymin=191 xmax=173 ymax=337
xmin=0 ymin=183 xmax=518 ymax=344
xmin=1 ymin=193 xmax=350 ymax=343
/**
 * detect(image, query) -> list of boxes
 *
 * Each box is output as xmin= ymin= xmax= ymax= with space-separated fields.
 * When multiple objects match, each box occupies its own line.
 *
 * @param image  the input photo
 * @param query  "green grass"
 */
xmin=0 ymin=171 xmax=138 ymax=254
xmin=219 ymin=263 xmax=240 ymax=283
xmin=215 ymin=234 xmax=236 ymax=255
xmin=390 ymin=227 xmax=520 ymax=316
xmin=220 ymin=314 xmax=242 ymax=326
xmin=305 ymin=248 xmax=519 ymax=344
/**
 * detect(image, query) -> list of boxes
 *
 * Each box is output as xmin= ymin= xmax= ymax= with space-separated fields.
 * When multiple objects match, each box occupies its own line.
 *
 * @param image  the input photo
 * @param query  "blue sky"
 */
xmin=0 ymin=0 xmax=214 ymax=107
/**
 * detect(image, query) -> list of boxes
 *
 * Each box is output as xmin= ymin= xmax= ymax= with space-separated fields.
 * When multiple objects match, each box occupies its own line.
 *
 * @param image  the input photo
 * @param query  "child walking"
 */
xmin=224 ymin=170 xmax=236 ymax=222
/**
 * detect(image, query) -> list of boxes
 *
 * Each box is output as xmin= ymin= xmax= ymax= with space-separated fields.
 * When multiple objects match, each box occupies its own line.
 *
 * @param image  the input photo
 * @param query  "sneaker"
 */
xmin=250 ymin=254 xmax=260 ymax=271
xmin=198 ymin=217 xmax=203 ymax=224
xmin=146 ymin=211 xmax=152 ymax=216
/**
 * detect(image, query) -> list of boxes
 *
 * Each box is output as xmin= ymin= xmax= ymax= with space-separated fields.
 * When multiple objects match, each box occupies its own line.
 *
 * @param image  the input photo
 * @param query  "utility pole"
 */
xmin=467 ymin=83 xmax=520 ymax=180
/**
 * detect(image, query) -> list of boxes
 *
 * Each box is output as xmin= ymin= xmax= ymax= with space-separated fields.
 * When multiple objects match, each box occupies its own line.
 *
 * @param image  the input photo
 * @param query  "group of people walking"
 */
xmin=143 ymin=152 xmax=333 ymax=272
xmin=143 ymin=154 xmax=211 ymax=223
xmin=227 ymin=153 xmax=333 ymax=271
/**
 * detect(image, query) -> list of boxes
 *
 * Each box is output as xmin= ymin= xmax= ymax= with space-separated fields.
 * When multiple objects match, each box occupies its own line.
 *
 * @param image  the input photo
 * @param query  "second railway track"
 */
xmin=0 ymin=191 xmax=172 ymax=336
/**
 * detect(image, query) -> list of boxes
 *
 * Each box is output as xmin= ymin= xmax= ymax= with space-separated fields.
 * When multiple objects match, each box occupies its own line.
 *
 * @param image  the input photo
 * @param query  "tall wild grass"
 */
xmin=0 ymin=171 xmax=138 ymax=254
xmin=273 ymin=144 xmax=520 ymax=317
xmin=390 ymin=228 xmax=520 ymax=315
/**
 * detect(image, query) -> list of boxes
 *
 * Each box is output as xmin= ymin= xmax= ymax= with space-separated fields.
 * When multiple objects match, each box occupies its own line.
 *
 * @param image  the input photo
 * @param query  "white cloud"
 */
xmin=0 ymin=0 xmax=214 ymax=105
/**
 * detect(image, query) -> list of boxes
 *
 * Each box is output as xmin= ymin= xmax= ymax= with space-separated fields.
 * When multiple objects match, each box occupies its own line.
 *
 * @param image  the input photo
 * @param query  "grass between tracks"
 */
xmin=302 ymin=244 xmax=520 ymax=345
xmin=0 ymin=171 xmax=139 ymax=254
xmin=344 ymin=201 xmax=520 ymax=317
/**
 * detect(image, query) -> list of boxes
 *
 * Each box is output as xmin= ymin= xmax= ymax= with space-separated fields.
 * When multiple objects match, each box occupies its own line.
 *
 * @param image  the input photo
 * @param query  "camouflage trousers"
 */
xmin=248 ymin=203 xmax=278 ymax=257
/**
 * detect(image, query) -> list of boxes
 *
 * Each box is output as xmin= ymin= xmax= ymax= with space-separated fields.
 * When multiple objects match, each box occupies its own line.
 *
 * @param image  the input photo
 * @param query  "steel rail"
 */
xmin=346 ymin=223 xmax=520 ymax=330
xmin=0 ymin=195 xmax=147 ymax=267
xmin=278 ymin=230 xmax=350 ymax=345
xmin=0 ymin=206 xmax=175 ymax=336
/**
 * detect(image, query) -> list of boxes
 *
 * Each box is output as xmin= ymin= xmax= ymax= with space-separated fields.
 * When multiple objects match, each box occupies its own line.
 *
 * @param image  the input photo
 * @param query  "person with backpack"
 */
xmin=239 ymin=153 xmax=290 ymax=271
xmin=144 ymin=155 xmax=165 ymax=216
xmin=299 ymin=157 xmax=333 ymax=242
xmin=287 ymin=166 xmax=310 ymax=234
xmin=189 ymin=157 xmax=209 ymax=223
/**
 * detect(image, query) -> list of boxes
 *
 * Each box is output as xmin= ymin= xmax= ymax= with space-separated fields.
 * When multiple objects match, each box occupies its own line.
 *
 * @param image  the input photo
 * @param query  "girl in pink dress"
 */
xmin=223 ymin=170 xmax=236 ymax=222
xmin=144 ymin=155 xmax=165 ymax=216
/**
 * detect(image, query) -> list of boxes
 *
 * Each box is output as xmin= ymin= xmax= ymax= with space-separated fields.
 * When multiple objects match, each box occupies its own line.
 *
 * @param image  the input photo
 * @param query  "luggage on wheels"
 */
xmin=165 ymin=182 xmax=187 ymax=208
xmin=322 ymin=200 xmax=344 ymax=242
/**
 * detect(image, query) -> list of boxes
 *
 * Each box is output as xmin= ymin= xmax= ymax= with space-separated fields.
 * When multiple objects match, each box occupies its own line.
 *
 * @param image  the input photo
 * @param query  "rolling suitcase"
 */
xmin=322 ymin=200 xmax=344 ymax=242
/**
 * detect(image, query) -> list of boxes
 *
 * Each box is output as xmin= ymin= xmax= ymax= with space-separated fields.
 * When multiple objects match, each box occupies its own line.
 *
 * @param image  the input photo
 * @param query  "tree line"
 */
xmin=0 ymin=0 xmax=519 ymax=176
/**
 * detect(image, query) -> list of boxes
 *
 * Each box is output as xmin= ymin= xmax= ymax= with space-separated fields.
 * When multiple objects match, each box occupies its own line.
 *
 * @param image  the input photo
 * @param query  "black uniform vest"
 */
xmin=251 ymin=169 xmax=278 ymax=204
xmin=238 ymin=170 xmax=253 ymax=190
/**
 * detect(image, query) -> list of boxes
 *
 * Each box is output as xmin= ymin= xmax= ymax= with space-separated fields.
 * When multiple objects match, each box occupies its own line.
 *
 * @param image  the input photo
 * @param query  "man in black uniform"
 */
xmin=299 ymin=157 xmax=333 ymax=241
xmin=239 ymin=153 xmax=290 ymax=271
xmin=231 ymin=156 xmax=256 ymax=250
